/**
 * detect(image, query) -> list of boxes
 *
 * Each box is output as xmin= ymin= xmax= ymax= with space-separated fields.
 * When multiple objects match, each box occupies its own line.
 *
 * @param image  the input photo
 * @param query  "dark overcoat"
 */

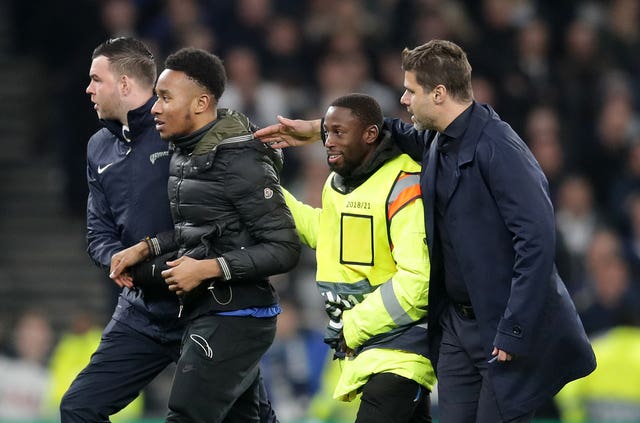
xmin=387 ymin=102 xmax=596 ymax=420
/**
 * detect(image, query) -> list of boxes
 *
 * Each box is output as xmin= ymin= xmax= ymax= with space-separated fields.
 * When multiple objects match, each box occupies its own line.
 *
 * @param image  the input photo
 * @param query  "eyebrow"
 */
xmin=325 ymin=123 xmax=349 ymax=130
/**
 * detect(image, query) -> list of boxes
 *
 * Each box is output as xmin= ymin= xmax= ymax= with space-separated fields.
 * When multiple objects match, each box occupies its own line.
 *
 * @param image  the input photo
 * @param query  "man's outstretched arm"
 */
xmin=255 ymin=115 xmax=323 ymax=148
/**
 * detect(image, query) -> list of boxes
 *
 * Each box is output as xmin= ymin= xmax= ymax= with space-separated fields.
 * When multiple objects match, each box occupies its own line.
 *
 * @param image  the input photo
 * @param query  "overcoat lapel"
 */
xmin=424 ymin=132 xmax=439 ymax=259
xmin=443 ymin=104 xmax=492 ymax=207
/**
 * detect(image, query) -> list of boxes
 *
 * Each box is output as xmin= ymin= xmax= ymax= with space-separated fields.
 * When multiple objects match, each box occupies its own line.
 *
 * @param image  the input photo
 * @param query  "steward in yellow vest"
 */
xmin=284 ymin=94 xmax=436 ymax=423
xmin=556 ymin=326 xmax=640 ymax=422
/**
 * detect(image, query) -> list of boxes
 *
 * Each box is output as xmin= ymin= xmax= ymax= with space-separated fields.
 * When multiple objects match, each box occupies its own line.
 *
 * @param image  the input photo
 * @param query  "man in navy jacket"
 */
xmin=60 ymin=37 xmax=181 ymax=422
xmin=61 ymin=37 xmax=278 ymax=423
xmin=256 ymin=39 xmax=596 ymax=423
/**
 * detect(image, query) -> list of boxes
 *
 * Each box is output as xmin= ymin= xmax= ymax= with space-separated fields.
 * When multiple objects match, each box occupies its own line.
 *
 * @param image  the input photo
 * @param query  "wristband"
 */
xmin=142 ymin=236 xmax=161 ymax=257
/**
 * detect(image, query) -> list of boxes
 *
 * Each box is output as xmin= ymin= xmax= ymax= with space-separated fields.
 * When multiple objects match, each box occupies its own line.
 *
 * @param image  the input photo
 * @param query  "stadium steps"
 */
xmin=0 ymin=60 xmax=109 ymax=335
xmin=0 ymin=57 xmax=46 ymax=161
xmin=0 ymin=1 xmax=9 ymax=56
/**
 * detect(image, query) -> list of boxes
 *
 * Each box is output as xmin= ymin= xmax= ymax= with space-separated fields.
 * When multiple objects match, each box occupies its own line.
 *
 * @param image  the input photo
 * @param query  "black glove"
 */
xmin=322 ymin=291 xmax=355 ymax=358
xmin=324 ymin=318 xmax=344 ymax=351
xmin=327 ymin=329 xmax=354 ymax=360
xmin=336 ymin=335 xmax=352 ymax=360
xmin=129 ymin=251 xmax=176 ymax=289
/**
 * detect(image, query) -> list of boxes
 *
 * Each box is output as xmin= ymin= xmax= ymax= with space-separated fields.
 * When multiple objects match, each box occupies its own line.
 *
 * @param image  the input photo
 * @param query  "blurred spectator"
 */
xmin=100 ymin=0 xmax=138 ymax=37
xmin=179 ymin=23 xmax=218 ymax=53
xmin=0 ymin=310 xmax=54 ymax=420
xmin=376 ymin=48 xmax=413 ymax=118
xmin=48 ymin=310 xmax=144 ymax=421
xmin=619 ymin=192 xmax=640 ymax=284
xmin=609 ymin=141 xmax=640 ymax=229
xmin=556 ymin=17 xmax=604 ymax=167
xmin=389 ymin=0 xmax=476 ymax=50
xmin=261 ymin=15 xmax=311 ymax=91
xmin=339 ymin=46 xmax=397 ymax=115
xmin=261 ymin=299 xmax=327 ymax=422
xmin=602 ymin=0 xmax=640 ymax=77
xmin=471 ymin=74 xmax=498 ymax=110
xmin=498 ymin=17 xmax=557 ymax=135
xmin=304 ymin=0 xmax=381 ymax=45
xmin=313 ymin=48 xmax=396 ymax=117
xmin=526 ymin=105 xmax=566 ymax=203
xmin=576 ymin=228 xmax=640 ymax=336
xmin=219 ymin=0 xmax=272 ymax=50
xmin=306 ymin=354 xmax=360 ymax=423
xmin=555 ymin=174 xmax=604 ymax=288
xmin=0 ymin=313 xmax=9 ymax=356
xmin=583 ymin=77 xmax=640 ymax=210
xmin=468 ymin=0 xmax=524 ymax=82
xmin=140 ymin=0 xmax=212 ymax=61
xmin=556 ymin=325 xmax=640 ymax=422
xmin=219 ymin=46 xmax=290 ymax=128
xmin=525 ymin=106 xmax=574 ymax=284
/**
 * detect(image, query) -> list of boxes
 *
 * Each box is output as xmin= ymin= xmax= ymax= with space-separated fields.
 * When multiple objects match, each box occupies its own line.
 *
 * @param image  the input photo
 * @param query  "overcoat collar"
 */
xmin=424 ymin=101 xmax=493 ymax=258
xmin=442 ymin=102 xmax=494 ymax=206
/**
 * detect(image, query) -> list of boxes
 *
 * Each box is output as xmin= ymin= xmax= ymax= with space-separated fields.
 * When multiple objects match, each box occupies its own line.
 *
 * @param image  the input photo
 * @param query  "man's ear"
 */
xmin=194 ymin=93 xmax=212 ymax=114
xmin=364 ymin=124 xmax=380 ymax=144
xmin=433 ymin=84 xmax=447 ymax=105
xmin=120 ymin=75 xmax=131 ymax=96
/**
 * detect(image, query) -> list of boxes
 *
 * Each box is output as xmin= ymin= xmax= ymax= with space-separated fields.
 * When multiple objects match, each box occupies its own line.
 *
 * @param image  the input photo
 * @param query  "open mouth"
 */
xmin=327 ymin=153 xmax=342 ymax=163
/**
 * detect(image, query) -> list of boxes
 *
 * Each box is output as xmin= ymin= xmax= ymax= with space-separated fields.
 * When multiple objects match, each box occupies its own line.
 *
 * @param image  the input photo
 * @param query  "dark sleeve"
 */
xmin=145 ymin=230 xmax=178 ymax=257
xmin=86 ymin=146 xmax=123 ymax=268
xmin=481 ymin=129 xmax=557 ymax=355
xmin=218 ymin=148 xmax=301 ymax=280
xmin=383 ymin=117 xmax=429 ymax=162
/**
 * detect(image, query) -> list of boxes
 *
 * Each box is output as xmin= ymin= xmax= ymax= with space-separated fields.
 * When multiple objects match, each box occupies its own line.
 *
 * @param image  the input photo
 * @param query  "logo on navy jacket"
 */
xmin=149 ymin=150 xmax=171 ymax=164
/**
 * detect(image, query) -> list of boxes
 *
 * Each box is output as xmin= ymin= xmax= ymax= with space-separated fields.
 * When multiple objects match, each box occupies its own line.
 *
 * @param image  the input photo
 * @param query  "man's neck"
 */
xmin=438 ymin=100 xmax=473 ymax=132
xmin=119 ymin=93 xmax=154 ymax=126
xmin=191 ymin=110 xmax=218 ymax=133
xmin=172 ymin=119 xmax=218 ymax=149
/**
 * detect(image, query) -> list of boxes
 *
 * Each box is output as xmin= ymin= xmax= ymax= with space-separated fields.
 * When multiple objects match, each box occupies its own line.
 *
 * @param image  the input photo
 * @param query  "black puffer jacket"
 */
xmin=167 ymin=109 xmax=300 ymax=317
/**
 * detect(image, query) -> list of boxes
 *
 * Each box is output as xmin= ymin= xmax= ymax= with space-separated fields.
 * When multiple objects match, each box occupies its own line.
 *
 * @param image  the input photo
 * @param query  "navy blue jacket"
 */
xmin=86 ymin=97 xmax=183 ymax=342
xmin=386 ymin=102 xmax=596 ymax=420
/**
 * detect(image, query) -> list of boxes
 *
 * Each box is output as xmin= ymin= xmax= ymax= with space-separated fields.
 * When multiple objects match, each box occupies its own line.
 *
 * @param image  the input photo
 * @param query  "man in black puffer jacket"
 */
xmin=110 ymin=48 xmax=301 ymax=422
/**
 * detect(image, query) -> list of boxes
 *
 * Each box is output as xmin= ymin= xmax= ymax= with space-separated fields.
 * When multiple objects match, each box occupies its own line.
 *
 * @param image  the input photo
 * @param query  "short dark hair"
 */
xmin=92 ymin=37 xmax=156 ymax=88
xmin=329 ymin=93 xmax=383 ymax=132
xmin=164 ymin=47 xmax=226 ymax=101
xmin=402 ymin=39 xmax=473 ymax=102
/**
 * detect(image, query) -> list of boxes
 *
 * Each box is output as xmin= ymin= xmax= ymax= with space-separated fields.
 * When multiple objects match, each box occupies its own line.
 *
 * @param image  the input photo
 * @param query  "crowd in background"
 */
xmin=2 ymin=0 xmax=640 ymax=421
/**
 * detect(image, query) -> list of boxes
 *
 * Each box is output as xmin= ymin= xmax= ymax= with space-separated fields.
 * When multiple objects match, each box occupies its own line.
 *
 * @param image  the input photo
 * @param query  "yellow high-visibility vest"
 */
xmin=284 ymin=153 xmax=435 ymax=401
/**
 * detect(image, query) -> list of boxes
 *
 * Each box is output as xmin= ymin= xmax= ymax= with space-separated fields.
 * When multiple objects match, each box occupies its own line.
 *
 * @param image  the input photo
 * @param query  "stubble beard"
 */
xmin=412 ymin=114 xmax=436 ymax=132
xmin=413 ymin=120 xmax=427 ymax=131
xmin=328 ymin=160 xmax=356 ymax=178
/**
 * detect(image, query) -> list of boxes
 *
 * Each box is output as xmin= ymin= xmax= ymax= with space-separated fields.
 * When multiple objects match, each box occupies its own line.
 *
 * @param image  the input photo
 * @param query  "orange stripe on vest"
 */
xmin=387 ymin=184 xmax=421 ymax=220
